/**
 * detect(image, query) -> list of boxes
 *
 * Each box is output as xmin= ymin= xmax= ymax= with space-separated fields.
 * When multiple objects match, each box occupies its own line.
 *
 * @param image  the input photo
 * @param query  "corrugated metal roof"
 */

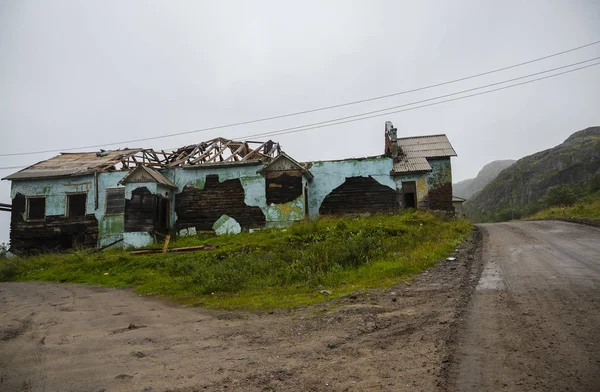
xmin=396 ymin=134 xmax=457 ymax=158
xmin=392 ymin=156 xmax=432 ymax=173
xmin=2 ymin=150 xmax=142 ymax=181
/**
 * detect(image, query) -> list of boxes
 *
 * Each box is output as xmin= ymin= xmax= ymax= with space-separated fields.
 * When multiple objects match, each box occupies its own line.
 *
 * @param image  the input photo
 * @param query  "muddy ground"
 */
xmin=450 ymin=221 xmax=600 ymax=391
xmin=0 ymin=230 xmax=482 ymax=392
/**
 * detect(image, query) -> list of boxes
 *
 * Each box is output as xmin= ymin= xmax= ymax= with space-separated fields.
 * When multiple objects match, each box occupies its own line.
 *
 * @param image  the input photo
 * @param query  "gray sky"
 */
xmin=1 ymin=0 xmax=599 ymax=244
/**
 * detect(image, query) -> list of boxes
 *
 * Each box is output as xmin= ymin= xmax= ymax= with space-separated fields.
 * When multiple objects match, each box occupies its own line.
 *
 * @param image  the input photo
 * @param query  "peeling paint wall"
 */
xmin=171 ymin=164 xmax=307 ymax=230
xmin=97 ymin=172 xmax=127 ymax=247
xmin=174 ymin=175 xmax=266 ymax=231
xmin=9 ymin=172 xmax=127 ymax=251
xmin=424 ymin=158 xmax=454 ymax=211
xmin=307 ymin=157 xmax=431 ymax=216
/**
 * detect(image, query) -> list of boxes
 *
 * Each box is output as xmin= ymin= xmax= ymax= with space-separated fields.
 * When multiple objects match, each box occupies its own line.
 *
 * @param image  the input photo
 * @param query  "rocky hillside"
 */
xmin=465 ymin=127 xmax=600 ymax=222
xmin=454 ymin=160 xmax=516 ymax=199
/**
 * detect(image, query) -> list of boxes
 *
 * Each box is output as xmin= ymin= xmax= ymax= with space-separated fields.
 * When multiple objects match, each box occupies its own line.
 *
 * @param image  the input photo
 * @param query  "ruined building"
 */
xmin=2 ymin=122 xmax=456 ymax=252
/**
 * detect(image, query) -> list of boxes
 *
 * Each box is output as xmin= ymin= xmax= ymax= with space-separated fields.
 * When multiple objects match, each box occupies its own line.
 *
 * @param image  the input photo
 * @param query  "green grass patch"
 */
xmin=526 ymin=191 xmax=600 ymax=222
xmin=0 ymin=211 xmax=472 ymax=310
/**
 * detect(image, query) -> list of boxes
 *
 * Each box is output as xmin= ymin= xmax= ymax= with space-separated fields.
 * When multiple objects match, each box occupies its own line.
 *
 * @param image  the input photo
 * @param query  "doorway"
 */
xmin=402 ymin=181 xmax=417 ymax=208
xmin=156 ymin=197 xmax=170 ymax=233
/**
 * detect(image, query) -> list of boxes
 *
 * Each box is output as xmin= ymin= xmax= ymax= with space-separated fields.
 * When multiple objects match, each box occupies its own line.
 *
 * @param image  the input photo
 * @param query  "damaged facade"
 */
xmin=3 ymin=122 xmax=457 ymax=252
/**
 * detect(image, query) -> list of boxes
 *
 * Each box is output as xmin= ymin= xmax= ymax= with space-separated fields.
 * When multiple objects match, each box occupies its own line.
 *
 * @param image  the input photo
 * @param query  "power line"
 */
xmin=1 ymin=60 xmax=597 ymax=171
xmin=235 ymin=56 xmax=598 ymax=139
xmin=1 ymin=39 xmax=599 ymax=157
xmin=240 ymin=61 xmax=600 ymax=140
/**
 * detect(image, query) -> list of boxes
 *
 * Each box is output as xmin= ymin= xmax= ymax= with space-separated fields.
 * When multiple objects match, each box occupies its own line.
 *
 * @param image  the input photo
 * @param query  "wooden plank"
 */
xmin=162 ymin=235 xmax=171 ymax=254
xmin=130 ymin=244 xmax=216 ymax=255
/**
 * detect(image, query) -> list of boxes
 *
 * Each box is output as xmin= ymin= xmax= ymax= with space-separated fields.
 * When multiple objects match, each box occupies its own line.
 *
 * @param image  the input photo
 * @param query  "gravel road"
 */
xmin=450 ymin=220 xmax=600 ymax=391
xmin=0 ymin=233 xmax=480 ymax=392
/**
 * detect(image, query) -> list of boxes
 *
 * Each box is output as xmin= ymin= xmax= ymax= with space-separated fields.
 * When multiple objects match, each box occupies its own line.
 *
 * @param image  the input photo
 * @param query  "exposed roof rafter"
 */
xmin=3 ymin=138 xmax=281 ymax=181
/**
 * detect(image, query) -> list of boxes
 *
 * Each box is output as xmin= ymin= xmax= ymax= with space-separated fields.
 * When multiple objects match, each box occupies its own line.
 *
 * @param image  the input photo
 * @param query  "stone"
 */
xmin=320 ymin=290 xmax=332 ymax=295
xmin=213 ymin=214 xmax=242 ymax=236
xmin=327 ymin=342 xmax=338 ymax=349
xmin=178 ymin=227 xmax=197 ymax=237
xmin=446 ymin=257 xmax=457 ymax=261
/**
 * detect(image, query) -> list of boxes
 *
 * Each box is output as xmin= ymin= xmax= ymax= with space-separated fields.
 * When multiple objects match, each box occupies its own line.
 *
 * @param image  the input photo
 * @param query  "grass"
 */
xmin=0 ymin=210 xmax=472 ymax=310
xmin=526 ymin=191 xmax=600 ymax=222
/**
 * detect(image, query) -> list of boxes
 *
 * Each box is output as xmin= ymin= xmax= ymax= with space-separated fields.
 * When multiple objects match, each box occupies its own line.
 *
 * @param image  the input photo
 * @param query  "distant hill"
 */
xmin=454 ymin=160 xmax=516 ymax=199
xmin=464 ymin=127 xmax=600 ymax=222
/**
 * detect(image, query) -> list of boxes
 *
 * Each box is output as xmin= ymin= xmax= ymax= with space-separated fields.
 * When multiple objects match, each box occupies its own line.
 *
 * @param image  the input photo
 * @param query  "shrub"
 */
xmin=544 ymin=185 xmax=578 ymax=207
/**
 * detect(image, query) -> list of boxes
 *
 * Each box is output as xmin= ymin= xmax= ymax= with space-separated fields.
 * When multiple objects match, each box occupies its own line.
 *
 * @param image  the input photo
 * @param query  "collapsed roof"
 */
xmin=3 ymin=138 xmax=281 ymax=181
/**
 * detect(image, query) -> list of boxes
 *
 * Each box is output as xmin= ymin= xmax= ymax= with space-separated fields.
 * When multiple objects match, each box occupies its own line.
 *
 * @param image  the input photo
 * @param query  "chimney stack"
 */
xmin=384 ymin=121 xmax=399 ymax=159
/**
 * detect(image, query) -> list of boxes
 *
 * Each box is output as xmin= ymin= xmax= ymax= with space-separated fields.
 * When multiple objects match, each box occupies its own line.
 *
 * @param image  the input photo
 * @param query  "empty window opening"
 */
xmin=27 ymin=197 xmax=46 ymax=220
xmin=67 ymin=193 xmax=87 ymax=217
xmin=265 ymin=171 xmax=303 ymax=204
xmin=402 ymin=181 xmax=417 ymax=208
xmin=105 ymin=188 xmax=125 ymax=215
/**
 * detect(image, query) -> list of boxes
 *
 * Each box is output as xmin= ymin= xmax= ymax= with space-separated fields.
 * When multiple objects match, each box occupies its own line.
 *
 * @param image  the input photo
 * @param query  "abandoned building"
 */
xmin=2 ymin=121 xmax=457 ymax=252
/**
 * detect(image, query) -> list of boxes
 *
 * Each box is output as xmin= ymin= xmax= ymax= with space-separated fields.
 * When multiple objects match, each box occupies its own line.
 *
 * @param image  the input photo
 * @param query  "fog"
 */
xmin=1 ymin=0 xmax=599 ymax=244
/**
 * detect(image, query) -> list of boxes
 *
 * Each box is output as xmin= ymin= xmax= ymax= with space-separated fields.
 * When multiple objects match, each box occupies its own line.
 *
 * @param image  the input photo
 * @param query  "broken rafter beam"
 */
xmin=223 ymin=142 xmax=250 ymax=162
xmin=185 ymin=142 xmax=221 ymax=165
xmin=205 ymin=140 xmax=234 ymax=163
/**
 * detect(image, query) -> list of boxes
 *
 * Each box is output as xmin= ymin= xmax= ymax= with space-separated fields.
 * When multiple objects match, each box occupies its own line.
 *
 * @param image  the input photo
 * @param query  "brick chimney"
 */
xmin=384 ymin=121 xmax=399 ymax=159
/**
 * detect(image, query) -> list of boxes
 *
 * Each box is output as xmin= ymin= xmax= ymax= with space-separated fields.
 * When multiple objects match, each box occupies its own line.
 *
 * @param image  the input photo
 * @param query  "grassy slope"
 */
xmin=0 ymin=211 xmax=471 ymax=310
xmin=465 ymin=127 xmax=600 ymax=222
xmin=527 ymin=191 xmax=600 ymax=222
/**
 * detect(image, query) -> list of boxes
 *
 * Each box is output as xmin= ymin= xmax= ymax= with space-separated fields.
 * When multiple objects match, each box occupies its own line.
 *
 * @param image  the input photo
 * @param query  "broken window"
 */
xmin=67 ymin=193 xmax=87 ymax=218
xmin=105 ymin=188 xmax=125 ymax=215
xmin=26 ymin=197 xmax=46 ymax=220
xmin=265 ymin=171 xmax=303 ymax=204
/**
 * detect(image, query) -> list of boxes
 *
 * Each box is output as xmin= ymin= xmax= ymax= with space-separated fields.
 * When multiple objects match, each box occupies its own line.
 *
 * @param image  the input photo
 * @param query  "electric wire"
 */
xmin=1 ymin=40 xmax=599 ymax=157
xmin=1 ymin=59 xmax=598 ymax=171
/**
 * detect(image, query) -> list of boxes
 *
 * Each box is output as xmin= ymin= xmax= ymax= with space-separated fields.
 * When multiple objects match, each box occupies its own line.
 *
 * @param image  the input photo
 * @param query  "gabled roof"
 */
xmin=453 ymin=195 xmax=467 ymax=202
xmin=396 ymin=134 xmax=457 ymax=159
xmin=392 ymin=134 xmax=456 ymax=174
xmin=119 ymin=165 xmax=177 ymax=188
xmin=259 ymin=152 xmax=313 ymax=179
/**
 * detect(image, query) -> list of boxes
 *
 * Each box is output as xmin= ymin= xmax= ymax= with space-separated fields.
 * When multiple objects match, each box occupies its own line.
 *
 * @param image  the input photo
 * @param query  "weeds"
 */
xmin=0 ymin=211 xmax=472 ymax=309
xmin=527 ymin=191 xmax=600 ymax=222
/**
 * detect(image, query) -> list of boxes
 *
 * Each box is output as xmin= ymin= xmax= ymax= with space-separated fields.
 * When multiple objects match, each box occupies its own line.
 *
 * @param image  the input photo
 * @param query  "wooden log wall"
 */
xmin=319 ymin=176 xmax=398 ymax=215
xmin=124 ymin=187 xmax=160 ymax=233
xmin=10 ymin=193 xmax=98 ymax=253
xmin=427 ymin=183 xmax=455 ymax=211
xmin=175 ymin=174 xmax=265 ymax=231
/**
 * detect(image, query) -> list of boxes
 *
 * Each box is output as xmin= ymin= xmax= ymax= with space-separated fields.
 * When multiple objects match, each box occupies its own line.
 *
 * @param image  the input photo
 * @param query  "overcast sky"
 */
xmin=1 ymin=0 xmax=599 ymax=244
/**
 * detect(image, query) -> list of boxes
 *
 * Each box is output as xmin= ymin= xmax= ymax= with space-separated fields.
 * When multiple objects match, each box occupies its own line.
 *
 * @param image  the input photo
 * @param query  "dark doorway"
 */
xmin=156 ymin=198 xmax=169 ymax=233
xmin=402 ymin=181 xmax=417 ymax=208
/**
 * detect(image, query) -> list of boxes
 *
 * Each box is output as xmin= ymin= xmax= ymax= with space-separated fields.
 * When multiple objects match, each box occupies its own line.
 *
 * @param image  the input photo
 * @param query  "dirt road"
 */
xmin=0 ymin=234 xmax=480 ymax=392
xmin=450 ymin=221 xmax=600 ymax=391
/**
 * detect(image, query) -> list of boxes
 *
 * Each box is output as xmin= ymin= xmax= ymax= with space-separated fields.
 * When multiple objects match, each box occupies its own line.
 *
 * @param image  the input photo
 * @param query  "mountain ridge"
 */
xmin=454 ymin=159 xmax=516 ymax=200
xmin=464 ymin=126 xmax=600 ymax=222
